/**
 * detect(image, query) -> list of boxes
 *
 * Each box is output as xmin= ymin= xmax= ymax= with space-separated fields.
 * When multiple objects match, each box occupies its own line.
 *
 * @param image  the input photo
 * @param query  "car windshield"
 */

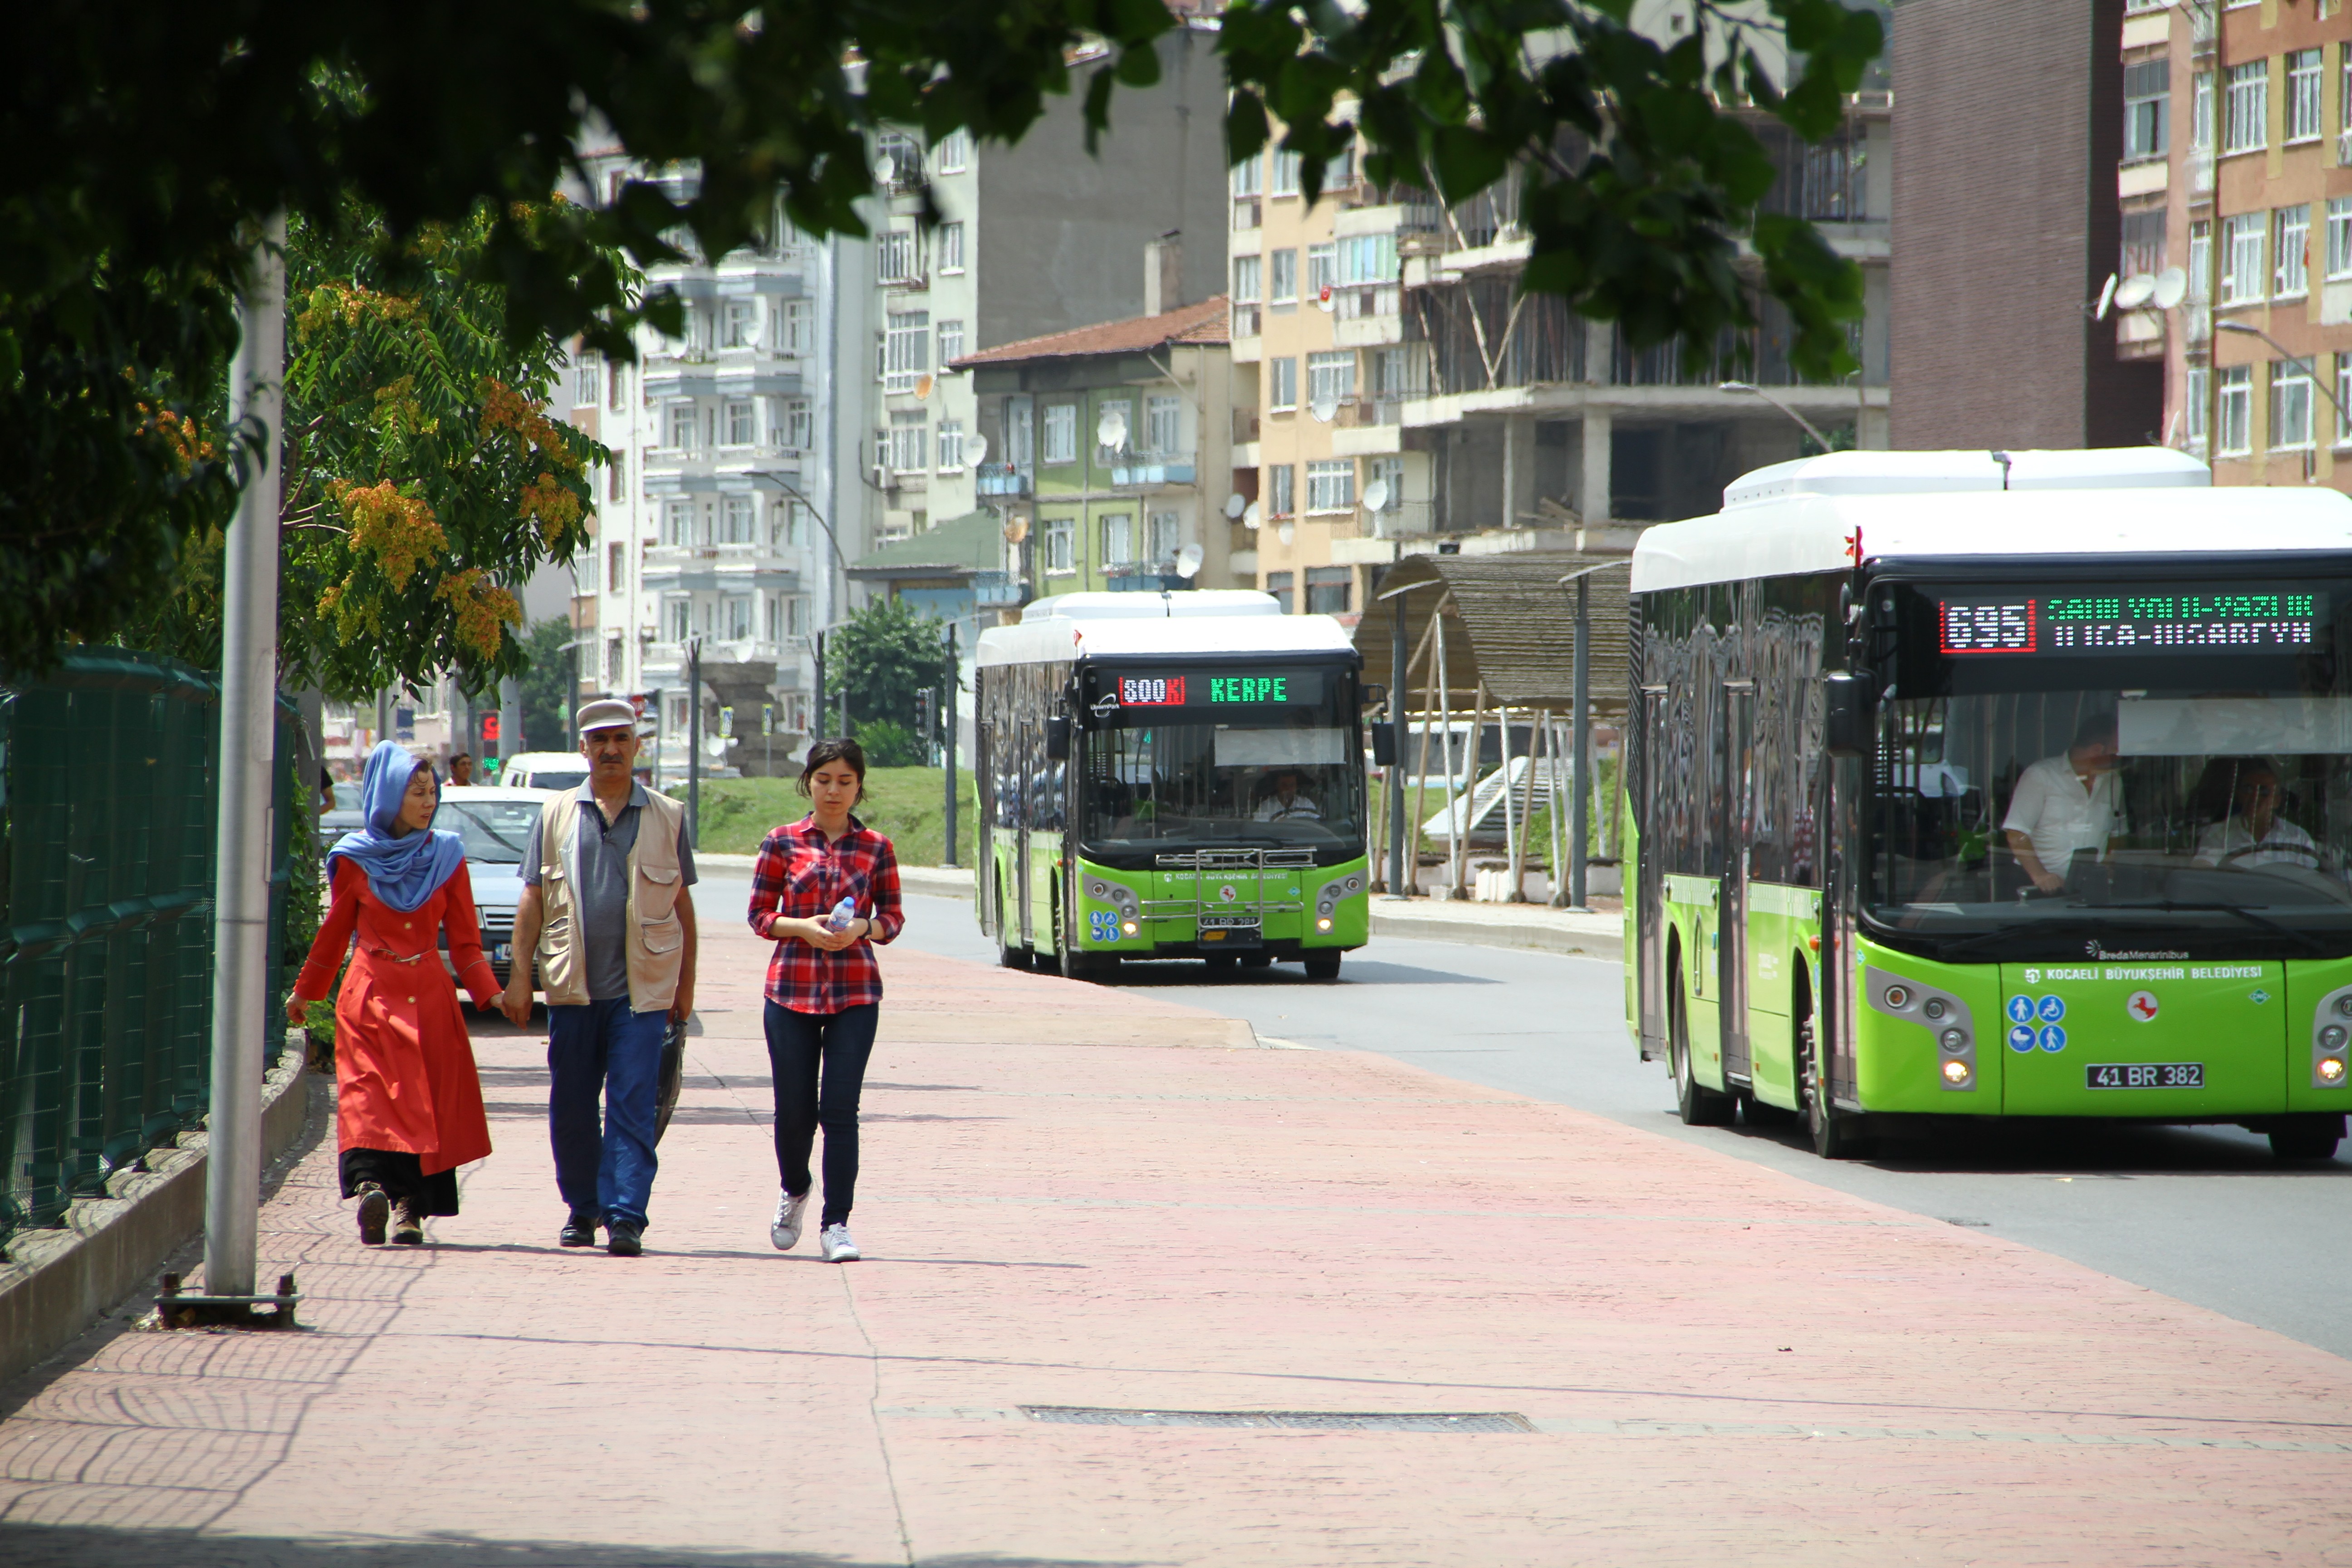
xmin=440 ymin=799 xmax=542 ymax=865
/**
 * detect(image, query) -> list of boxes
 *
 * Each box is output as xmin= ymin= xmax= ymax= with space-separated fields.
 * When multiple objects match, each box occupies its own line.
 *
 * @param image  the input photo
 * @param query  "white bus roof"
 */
xmin=978 ymin=599 xmax=1357 ymax=668
xmin=1020 ymin=589 xmax=1284 ymax=622
xmin=1632 ymin=450 xmax=2352 ymax=594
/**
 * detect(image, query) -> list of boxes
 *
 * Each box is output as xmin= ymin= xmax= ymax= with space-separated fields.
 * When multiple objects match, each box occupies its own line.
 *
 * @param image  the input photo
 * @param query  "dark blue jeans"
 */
xmin=765 ymin=1001 xmax=879 ymax=1228
xmin=548 ymin=998 xmax=669 ymax=1228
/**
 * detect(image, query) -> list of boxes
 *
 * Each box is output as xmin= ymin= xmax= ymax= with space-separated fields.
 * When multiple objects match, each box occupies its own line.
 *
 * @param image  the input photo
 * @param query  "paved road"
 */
xmin=701 ymin=876 xmax=2352 ymax=1362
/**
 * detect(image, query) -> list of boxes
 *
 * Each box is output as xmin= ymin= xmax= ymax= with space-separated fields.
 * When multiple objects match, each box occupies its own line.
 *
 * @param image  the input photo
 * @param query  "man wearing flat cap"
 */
xmin=504 ymin=699 xmax=697 ymax=1256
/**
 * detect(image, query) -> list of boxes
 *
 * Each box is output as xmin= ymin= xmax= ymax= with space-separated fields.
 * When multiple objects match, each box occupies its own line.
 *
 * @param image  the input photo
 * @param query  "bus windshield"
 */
xmin=1869 ymin=577 xmax=2352 ymax=953
xmin=1078 ymin=673 xmax=1363 ymax=852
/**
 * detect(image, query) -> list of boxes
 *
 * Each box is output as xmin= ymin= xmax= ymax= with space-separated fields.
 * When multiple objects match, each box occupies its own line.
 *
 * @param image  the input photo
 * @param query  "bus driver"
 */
xmin=2002 ymin=712 xmax=2125 ymax=895
xmin=2194 ymin=758 xmax=2326 ymax=872
xmin=1254 ymin=769 xmax=1322 ymax=822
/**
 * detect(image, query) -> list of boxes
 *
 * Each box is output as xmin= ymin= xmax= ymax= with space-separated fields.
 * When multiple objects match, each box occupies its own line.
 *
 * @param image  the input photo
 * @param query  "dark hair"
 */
xmin=798 ymin=737 xmax=868 ymax=804
xmin=2073 ymin=711 xmax=2118 ymax=747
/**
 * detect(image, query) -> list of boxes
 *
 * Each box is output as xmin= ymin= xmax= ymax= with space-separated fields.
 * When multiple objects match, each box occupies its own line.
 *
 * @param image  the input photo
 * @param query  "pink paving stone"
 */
xmin=0 ymin=921 xmax=2345 ymax=1566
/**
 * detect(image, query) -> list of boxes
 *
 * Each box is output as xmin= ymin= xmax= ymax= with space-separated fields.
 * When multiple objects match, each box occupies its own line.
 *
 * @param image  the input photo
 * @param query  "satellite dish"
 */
xmin=2093 ymin=272 xmax=2119 ymax=321
xmin=1243 ymin=501 xmax=1262 ymax=530
xmin=1096 ymin=408 xmax=1128 ymax=450
xmin=1175 ymin=542 xmax=1205 ymax=579
xmin=1362 ymin=478 xmax=1392 ymax=513
xmin=704 ymin=732 xmax=731 ymax=758
xmin=1003 ymin=516 xmax=1029 ymax=544
xmin=1277 ymin=522 xmax=1296 ymax=546
xmin=2113 ymin=274 xmax=2158 ymax=311
xmin=1224 ymin=492 xmax=1246 ymax=519
xmin=2152 ymin=266 xmax=2189 ymax=309
xmin=913 ymin=373 xmax=935 ymax=400
xmin=1308 ymin=395 xmax=1339 ymax=423
xmin=873 ymin=153 xmax=897 ymax=186
xmin=966 ymin=432 xmax=989 ymax=471
xmin=1316 ymin=285 xmax=1335 ymax=313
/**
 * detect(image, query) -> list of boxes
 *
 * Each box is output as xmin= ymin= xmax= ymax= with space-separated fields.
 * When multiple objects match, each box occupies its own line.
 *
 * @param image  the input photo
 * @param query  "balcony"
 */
xmin=1110 ymin=456 xmax=1198 ymax=488
xmin=975 ymin=462 xmax=1032 ymax=497
xmin=643 ymin=444 xmax=805 ymax=492
xmin=642 ymin=541 xmax=808 ymax=592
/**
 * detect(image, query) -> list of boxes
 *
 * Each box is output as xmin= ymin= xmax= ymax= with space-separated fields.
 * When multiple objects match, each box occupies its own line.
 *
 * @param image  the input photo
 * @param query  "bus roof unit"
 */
xmin=1020 ymin=590 xmax=1283 ymax=622
xmin=977 ymin=601 xmax=1356 ymax=667
xmin=1632 ymin=450 xmax=2352 ymax=594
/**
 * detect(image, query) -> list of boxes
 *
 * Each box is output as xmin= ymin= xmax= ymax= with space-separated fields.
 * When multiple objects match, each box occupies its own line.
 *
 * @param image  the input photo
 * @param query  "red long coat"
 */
xmin=295 ymin=860 xmax=499 ymax=1175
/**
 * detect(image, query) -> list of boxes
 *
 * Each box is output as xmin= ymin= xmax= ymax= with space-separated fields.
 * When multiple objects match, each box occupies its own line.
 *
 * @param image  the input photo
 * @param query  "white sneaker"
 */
xmin=819 ymin=1223 xmax=861 ymax=1263
xmin=770 ymin=1190 xmax=810 ymax=1251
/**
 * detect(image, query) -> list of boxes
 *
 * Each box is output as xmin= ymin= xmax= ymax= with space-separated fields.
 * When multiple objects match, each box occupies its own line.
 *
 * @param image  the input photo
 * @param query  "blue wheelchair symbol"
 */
xmin=2006 ymin=995 xmax=2036 ymax=1024
xmin=2039 ymin=1024 xmax=2068 ymax=1053
xmin=2038 ymin=995 xmax=2066 ymax=1023
xmin=2007 ymin=1024 xmax=2038 ymax=1053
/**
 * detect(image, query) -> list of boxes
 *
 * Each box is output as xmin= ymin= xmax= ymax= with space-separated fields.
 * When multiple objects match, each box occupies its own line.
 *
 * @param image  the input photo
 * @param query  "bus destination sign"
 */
xmin=1936 ymin=589 xmax=2326 ymax=656
xmin=1110 ymin=669 xmax=1327 ymax=708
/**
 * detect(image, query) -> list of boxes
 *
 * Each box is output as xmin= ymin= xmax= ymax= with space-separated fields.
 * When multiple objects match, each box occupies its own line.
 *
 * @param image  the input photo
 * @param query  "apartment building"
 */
xmin=2112 ymin=0 xmax=2352 ymax=486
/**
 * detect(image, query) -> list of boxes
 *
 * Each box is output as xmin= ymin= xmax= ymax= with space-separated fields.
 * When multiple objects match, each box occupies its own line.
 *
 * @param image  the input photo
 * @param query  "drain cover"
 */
xmin=1019 ymin=1406 xmax=1532 ymax=1433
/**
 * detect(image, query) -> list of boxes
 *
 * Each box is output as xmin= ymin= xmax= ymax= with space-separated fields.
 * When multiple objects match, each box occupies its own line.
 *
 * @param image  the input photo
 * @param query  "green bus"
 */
xmin=1625 ymin=447 xmax=2352 ymax=1162
xmin=975 ymin=590 xmax=1375 ymax=980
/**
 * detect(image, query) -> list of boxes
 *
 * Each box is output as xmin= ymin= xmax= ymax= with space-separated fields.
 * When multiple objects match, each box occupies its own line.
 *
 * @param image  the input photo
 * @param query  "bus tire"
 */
xmin=1241 ymin=952 xmax=1274 ymax=970
xmin=1670 ymin=956 xmax=1735 ymax=1127
xmin=1303 ymin=952 xmax=1342 ymax=981
xmin=2269 ymin=1115 xmax=2343 ymax=1162
xmin=1800 ymin=1011 xmax=1871 ymax=1160
xmin=995 ymin=892 xmax=1030 ymax=970
xmin=1204 ymin=953 xmax=1238 ymax=974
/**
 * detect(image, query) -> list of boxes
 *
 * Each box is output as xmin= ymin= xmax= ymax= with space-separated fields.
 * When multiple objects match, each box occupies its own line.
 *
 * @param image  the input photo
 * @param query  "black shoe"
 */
xmin=558 ymin=1213 xmax=598 ymax=1248
xmin=606 ymin=1218 xmax=643 ymax=1257
xmin=391 ymin=1197 xmax=426 ymax=1246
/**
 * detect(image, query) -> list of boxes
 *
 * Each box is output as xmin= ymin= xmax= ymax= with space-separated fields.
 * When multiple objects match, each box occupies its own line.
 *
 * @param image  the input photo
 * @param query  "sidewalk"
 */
xmin=0 ymin=916 xmax=2347 ymax=1566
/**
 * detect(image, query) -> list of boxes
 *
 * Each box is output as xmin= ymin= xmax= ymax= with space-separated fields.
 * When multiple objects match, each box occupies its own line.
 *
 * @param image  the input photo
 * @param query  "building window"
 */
xmin=884 ymin=412 xmax=926 ymax=471
xmin=1043 ymin=514 xmax=1075 ymax=573
xmin=2288 ymin=49 xmax=2324 ymax=143
xmin=875 ymin=130 xmax=921 ymax=187
xmin=576 ymin=549 xmax=598 ymax=595
xmin=2188 ymin=220 xmax=2212 ymax=300
xmin=1233 ymin=254 xmax=1261 ymax=302
xmin=724 ymin=399 xmax=755 ymax=446
xmin=607 ymin=542 xmax=627 ymax=593
xmin=1146 ymin=394 xmax=1181 ymax=456
xmin=2190 ymin=70 xmax=2213 ymax=152
xmin=2224 ymin=60 xmax=2267 ymax=155
xmin=2123 ymin=58 xmax=2169 ymax=162
xmin=723 ymin=299 xmax=758 ymax=348
xmin=2185 ymin=365 xmax=2209 ymax=450
xmin=2217 ymin=365 xmax=2253 ymax=456
xmin=781 ymin=299 xmax=812 ymax=355
xmin=1307 ymin=350 xmax=1357 ymax=408
xmin=1148 ymin=510 xmax=1181 ymax=562
xmin=766 ymin=595 xmax=783 ymax=643
xmin=1306 ymin=459 xmax=1356 ymax=513
xmin=939 ymin=221 xmax=965 ymax=274
xmin=573 ymin=352 xmax=600 ymax=408
xmin=936 ymin=420 xmax=964 ymax=471
xmin=935 ymin=127 xmax=970 ymax=174
xmin=666 ymin=402 xmax=698 ymax=450
xmin=607 ymin=451 xmax=625 ymax=501
xmin=607 ymin=360 xmax=625 ymax=412
xmin=2338 ymin=357 xmax=2352 ymax=446
xmin=1305 ymin=566 xmax=1352 ymax=614
xmin=782 ymin=398 xmax=812 ymax=451
xmin=1269 ymin=357 xmax=1298 ymax=412
xmin=2327 ymin=198 xmax=2352 ymax=280
xmin=1268 ymin=462 xmax=1295 ymax=518
xmin=1101 ymin=512 xmax=1135 ymax=566
xmin=877 ymin=229 xmax=918 ymax=283
xmin=665 ymin=596 xmax=692 ymax=643
xmin=1367 ymin=455 xmax=1405 ymax=510
xmin=2271 ymin=361 xmax=2315 ymax=450
xmin=883 ymin=310 xmax=930 ymax=393
xmin=1042 ymin=402 xmax=1078 ymax=465
xmin=720 ymin=495 xmax=755 ymax=544
xmin=1338 ymin=233 xmax=1399 ymax=285
xmin=665 ymin=499 xmax=693 ymax=547
xmin=1096 ymin=398 xmax=1133 ymax=454
xmin=777 ymin=500 xmax=808 ymax=547
xmin=936 ymin=318 xmax=964 ymax=367
xmin=1265 ymin=570 xmax=1293 ymax=612
xmin=2275 ymin=205 xmax=2312 ymax=298
xmin=1269 ymin=248 xmax=1298 ymax=305
xmin=724 ymin=595 xmax=753 ymax=641
xmin=605 ymin=636 xmax=623 ymax=684
xmin=1270 ymin=148 xmax=1301 ymax=197
xmin=1307 ymin=242 xmax=1337 ymax=299
xmin=2221 ymin=212 xmax=2266 ymax=304
xmin=1230 ymin=153 xmax=1262 ymax=198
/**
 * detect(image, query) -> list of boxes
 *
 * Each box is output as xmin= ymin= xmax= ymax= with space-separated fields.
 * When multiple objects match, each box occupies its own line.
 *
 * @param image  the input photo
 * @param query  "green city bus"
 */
xmin=975 ymin=591 xmax=1375 ymax=980
xmin=1624 ymin=448 xmax=2352 ymax=1161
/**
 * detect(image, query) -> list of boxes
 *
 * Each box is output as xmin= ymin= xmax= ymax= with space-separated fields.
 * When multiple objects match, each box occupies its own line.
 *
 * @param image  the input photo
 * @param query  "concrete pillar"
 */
xmin=1502 ymin=416 xmax=1518 ymax=530
xmin=1580 ymin=409 xmax=1613 ymax=525
xmin=1857 ymin=405 xmax=1891 ymax=450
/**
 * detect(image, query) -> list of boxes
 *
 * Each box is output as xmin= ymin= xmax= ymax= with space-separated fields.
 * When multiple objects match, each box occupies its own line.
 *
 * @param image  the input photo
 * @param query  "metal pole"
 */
xmin=687 ymin=636 xmax=702 ymax=844
xmin=813 ymin=632 xmax=827 ymax=738
xmin=1388 ymin=595 xmax=1409 ymax=896
xmin=1570 ymin=576 xmax=1592 ymax=911
xmin=498 ymin=675 xmax=522 ymax=760
xmin=204 ymin=214 xmax=286 ymax=1302
xmin=943 ymin=623 xmax=959 ymax=867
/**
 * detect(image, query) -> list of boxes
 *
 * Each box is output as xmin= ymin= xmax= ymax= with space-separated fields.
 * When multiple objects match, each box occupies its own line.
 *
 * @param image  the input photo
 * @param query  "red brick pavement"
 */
xmin=1 ymin=916 xmax=2349 ymax=1567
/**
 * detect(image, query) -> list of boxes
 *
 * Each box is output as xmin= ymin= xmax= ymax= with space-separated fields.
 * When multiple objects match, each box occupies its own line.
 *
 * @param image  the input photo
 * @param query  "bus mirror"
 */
xmin=1371 ymin=725 xmax=1398 ymax=767
xmin=1823 ymin=674 xmax=1871 ymax=759
xmin=1045 ymin=715 xmax=1071 ymax=760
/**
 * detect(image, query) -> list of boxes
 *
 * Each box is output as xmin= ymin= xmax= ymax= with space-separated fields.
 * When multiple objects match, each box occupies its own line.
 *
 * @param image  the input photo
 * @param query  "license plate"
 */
xmin=1199 ymin=915 xmax=1260 ymax=930
xmin=2086 ymin=1063 xmax=2205 ymax=1090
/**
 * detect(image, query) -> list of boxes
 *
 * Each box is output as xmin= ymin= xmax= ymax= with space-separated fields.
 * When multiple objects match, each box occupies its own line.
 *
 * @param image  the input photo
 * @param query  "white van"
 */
xmin=496 ymin=751 xmax=591 ymax=794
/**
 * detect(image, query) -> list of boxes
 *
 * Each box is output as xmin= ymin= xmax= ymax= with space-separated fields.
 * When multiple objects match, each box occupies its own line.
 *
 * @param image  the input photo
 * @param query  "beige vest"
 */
xmin=534 ymin=787 xmax=688 ymax=1012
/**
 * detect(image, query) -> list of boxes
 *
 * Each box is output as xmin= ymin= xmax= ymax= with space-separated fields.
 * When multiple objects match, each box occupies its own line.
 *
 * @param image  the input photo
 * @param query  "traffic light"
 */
xmin=915 ymin=687 xmax=936 ymax=743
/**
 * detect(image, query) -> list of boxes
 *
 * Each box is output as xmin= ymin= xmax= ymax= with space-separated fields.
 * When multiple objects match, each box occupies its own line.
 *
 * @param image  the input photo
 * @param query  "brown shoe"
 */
xmin=391 ymin=1197 xmax=425 ymax=1246
xmin=355 ymin=1183 xmax=389 ymax=1246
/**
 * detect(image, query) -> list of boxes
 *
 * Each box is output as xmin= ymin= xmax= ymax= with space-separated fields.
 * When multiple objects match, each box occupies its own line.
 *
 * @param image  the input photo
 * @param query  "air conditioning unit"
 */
xmin=872 ymin=462 xmax=893 ymax=490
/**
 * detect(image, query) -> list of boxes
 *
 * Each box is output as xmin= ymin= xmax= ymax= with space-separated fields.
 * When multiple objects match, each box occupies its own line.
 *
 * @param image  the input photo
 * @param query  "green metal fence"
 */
xmin=0 ymin=647 xmax=297 ymax=1250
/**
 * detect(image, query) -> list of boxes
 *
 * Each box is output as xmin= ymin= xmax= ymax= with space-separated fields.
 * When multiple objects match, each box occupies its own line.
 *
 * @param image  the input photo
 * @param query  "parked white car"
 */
xmin=495 ymin=750 xmax=591 ymax=794
xmin=438 ymin=786 xmax=546 ymax=991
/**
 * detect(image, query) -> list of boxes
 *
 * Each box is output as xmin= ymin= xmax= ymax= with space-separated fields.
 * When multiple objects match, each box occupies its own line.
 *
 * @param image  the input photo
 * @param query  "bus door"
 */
xmin=1635 ymin=685 xmax=1671 ymax=1062
xmin=1718 ymin=681 xmax=1756 ymax=1085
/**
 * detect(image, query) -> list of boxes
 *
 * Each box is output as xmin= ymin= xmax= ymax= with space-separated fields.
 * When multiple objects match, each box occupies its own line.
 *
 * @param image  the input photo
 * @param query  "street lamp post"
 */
xmin=1719 ymin=380 xmax=1835 ymax=454
xmin=2216 ymin=321 xmax=2348 ymax=462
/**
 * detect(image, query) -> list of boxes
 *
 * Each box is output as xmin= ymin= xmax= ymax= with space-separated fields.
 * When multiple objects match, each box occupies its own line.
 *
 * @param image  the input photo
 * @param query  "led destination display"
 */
xmin=1936 ymin=589 xmax=2326 ymax=656
xmin=1107 ymin=668 xmax=1328 ymax=708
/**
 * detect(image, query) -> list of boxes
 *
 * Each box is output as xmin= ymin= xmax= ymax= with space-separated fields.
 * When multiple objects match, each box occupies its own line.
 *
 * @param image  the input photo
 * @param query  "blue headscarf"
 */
xmin=328 ymin=740 xmax=468 ymax=913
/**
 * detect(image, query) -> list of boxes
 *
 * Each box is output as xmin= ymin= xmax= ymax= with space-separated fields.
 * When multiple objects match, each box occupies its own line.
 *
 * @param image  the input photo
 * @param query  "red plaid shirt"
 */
xmin=748 ymin=814 xmax=904 ymax=1014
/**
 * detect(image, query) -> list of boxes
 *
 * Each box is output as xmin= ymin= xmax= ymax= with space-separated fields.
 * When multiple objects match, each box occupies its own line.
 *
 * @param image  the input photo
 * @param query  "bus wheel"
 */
xmin=1241 ymin=952 xmax=1274 ymax=970
xmin=1204 ymin=954 xmax=1238 ymax=974
xmin=1800 ymin=1012 xmax=1871 ymax=1160
xmin=995 ymin=892 xmax=1030 ymax=970
xmin=1670 ymin=960 xmax=1734 ymax=1127
xmin=2269 ymin=1114 xmax=2344 ymax=1162
xmin=1303 ymin=952 xmax=1342 ymax=981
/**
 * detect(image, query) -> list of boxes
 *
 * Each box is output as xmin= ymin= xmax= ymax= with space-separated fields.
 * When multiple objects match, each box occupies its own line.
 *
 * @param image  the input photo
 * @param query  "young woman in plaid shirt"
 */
xmin=745 ymin=739 xmax=904 ymax=1261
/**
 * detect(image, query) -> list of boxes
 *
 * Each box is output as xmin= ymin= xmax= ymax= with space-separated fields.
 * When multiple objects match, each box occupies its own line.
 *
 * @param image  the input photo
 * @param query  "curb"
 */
xmin=1368 ymin=904 xmax=1623 ymax=958
xmin=0 ymin=1048 xmax=310 ymax=1386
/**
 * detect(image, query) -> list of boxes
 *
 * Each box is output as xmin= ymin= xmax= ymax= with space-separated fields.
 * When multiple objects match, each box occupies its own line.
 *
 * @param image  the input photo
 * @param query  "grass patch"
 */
xmin=672 ymin=767 xmax=974 ymax=864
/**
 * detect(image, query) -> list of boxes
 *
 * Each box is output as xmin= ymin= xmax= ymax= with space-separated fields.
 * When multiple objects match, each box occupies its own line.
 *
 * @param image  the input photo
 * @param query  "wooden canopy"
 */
xmin=1352 ymin=551 xmax=1631 ymax=714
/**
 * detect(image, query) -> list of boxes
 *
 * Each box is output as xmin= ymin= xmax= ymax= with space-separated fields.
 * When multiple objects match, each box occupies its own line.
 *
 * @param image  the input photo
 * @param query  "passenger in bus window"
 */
xmin=1254 ymin=769 xmax=1322 ymax=822
xmin=2001 ymin=712 xmax=2125 ymax=895
xmin=2192 ymin=758 xmax=2326 ymax=872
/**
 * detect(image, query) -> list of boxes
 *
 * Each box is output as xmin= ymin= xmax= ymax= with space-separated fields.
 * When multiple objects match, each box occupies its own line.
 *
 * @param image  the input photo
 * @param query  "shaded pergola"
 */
xmin=1352 ymin=551 xmax=1632 ymax=905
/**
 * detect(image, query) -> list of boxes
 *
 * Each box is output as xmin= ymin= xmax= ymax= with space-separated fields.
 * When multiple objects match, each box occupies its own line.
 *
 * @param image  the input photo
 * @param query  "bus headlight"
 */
xmin=1317 ymin=917 xmax=1333 ymax=931
xmin=2321 ymin=1057 xmax=2348 ymax=1084
xmin=2335 ymin=995 xmax=2352 ymax=1019
xmin=1941 ymin=1059 xmax=1973 ymax=1086
xmin=1882 ymin=984 xmax=1912 ymax=1010
xmin=2326 ymin=1026 xmax=2348 ymax=1050
xmin=1940 ymin=1028 xmax=1968 ymax=1051
xmin=1121 ymin=920 xmax=1139 ymax=936
xmin=1922 ymin=998 xmax=1947 ymax=1021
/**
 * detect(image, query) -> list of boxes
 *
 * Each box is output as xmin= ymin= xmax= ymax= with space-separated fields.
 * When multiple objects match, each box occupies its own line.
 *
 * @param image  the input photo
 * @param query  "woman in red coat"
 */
xmin=289 ymin=740 xmax=500 ymax=1245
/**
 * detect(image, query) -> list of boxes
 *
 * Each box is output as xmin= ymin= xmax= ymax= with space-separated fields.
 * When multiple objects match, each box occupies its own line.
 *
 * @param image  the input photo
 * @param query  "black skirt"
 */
xmin=340 ymin=1147 xmax=462 ymax=1216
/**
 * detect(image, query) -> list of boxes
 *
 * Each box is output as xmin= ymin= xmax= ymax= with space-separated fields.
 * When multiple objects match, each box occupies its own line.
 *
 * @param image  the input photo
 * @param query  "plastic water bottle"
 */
xmin=825 ymin=896 xmax=859 ymax=933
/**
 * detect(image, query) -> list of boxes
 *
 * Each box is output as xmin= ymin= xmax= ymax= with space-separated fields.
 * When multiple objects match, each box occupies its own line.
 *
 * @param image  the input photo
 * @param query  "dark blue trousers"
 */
xmin=764 ymin=1001 xmax=879 ymax=1228
xmin=548 ymin=998 xmax=668 ymax=1227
